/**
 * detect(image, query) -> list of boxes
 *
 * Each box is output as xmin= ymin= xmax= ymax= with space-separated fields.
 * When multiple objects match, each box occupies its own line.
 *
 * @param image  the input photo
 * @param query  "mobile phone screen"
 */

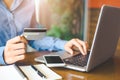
xmin=45 ymin=56 xmax=64 ymax=63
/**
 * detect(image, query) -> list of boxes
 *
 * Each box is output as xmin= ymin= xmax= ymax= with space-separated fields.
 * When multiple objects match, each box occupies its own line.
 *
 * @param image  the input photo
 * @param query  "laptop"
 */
xmin=35 ymin=5 xmax=120 ymax=72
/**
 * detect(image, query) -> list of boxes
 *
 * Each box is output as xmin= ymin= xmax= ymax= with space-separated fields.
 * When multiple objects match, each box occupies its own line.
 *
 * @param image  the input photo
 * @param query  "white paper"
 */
xmin=0 ymin=65 xmax=27 ymax=80
xmin=19 ymin=64 xmax=62 ymax=80
xmin=19 ymin=65 xmax=43 ymax=80
xmin=34 ymin=64 xmax=62 ymax=80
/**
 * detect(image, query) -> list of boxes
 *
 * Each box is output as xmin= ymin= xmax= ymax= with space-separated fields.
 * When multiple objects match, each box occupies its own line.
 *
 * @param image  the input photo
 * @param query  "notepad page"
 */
xmin=34 ymin=64 xmax=62 ymax=80
xmin=19 ymin=64 xmax=62 ymax=80
xmin=19 ymin=66 xmax=43 ymax=80
xmin=0 ymin=65 xmax=27 ymax=80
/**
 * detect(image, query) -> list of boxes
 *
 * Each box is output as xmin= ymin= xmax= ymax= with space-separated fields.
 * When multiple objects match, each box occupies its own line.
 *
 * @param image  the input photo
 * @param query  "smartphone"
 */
xmin=43 ymin=55 xmax=66 ymax=67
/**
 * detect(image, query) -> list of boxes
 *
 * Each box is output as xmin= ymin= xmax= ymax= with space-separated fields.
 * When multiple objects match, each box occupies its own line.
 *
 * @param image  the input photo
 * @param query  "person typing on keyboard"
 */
xmin=0 ymin=0 xmax=88 ymax=65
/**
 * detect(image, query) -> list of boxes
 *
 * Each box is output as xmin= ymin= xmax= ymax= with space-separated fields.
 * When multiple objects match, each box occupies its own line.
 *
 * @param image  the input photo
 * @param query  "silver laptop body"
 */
xmin=35 ymin=5 xmax=120 ymax=72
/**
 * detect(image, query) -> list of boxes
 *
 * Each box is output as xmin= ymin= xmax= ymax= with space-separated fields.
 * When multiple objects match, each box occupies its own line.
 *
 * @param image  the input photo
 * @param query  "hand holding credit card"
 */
xmin=22 ymin=28 xmax=47 ymax=40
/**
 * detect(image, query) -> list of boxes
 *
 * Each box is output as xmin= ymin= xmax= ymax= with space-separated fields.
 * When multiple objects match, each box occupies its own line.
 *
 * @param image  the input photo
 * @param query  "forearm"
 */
xmin=28 ymin=36 xmax=67 ymax=51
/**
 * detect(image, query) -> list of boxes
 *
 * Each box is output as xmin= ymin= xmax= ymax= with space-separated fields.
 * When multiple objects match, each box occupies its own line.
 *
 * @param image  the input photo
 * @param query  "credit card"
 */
xmin=23 ymin=28 xmax=47 ymax=40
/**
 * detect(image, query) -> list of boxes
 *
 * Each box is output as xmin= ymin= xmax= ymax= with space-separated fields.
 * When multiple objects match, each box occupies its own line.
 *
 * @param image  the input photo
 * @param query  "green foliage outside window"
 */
xmin=46 ymin=0 xmax=84 ymax=40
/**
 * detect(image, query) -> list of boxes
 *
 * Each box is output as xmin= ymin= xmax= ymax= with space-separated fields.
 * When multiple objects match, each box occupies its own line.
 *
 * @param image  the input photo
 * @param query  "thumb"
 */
xmin=20 ymin=35 xmax=28 ymax=44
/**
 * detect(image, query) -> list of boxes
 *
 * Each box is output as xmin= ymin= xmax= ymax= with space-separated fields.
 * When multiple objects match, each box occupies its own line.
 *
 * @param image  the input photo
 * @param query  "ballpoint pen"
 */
xmin=31 ymin=65 xmax=47 ymax=79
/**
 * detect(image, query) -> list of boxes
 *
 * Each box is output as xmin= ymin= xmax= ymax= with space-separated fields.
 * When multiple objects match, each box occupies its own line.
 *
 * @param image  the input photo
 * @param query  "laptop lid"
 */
xmin=86 ymin=5 xmax=120 ymax=72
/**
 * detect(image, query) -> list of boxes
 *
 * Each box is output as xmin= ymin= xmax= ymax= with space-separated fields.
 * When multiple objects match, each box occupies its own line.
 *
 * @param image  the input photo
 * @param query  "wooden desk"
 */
xmin=16 ymin=47 xmax=120 ymax=80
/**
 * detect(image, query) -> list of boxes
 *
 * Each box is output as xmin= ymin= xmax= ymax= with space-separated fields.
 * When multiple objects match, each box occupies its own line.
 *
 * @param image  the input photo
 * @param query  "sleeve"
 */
xmin=28 ymin=36 xmax=68 ymax=51
xmin=0 ymin=46 xmax=6 ymax=64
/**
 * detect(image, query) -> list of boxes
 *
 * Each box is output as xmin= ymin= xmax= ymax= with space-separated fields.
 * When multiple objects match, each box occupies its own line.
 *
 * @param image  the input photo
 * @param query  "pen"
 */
xmin=31 ymin=65 xmax=46 ymax=78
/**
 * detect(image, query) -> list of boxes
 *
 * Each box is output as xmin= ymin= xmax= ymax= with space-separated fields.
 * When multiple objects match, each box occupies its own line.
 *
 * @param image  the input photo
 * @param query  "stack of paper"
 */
xmin=0 ymin=64 xmax=27 ymax=80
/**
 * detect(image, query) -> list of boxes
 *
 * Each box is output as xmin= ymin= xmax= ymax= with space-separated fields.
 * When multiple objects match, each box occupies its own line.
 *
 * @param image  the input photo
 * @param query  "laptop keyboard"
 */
xmin=63 ymin=52 xmax=89 ymax=67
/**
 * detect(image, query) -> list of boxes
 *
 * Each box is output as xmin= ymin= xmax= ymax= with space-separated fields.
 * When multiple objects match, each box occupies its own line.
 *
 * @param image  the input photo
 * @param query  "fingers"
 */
xmin=4 ymin=36 xmax=28 ymax=64
xmin=11 ymin=43 xmax=27 ymax=50
xmin=4 ymin=47 xmax=26 ymax=64
xmin=6 ymin=54 xmax=25 ymax=64
xmin=14 ymin=49 xmax=26 ymax=56
xmin=20 ymin=35 xmax=28 ymax=44
xmin=13 ymin=49 xmax=25 ymax=61
xmin=64 ymin=38 xmax=88 ymax=55
xmin=75 ymin=39 xmax=88 ymax=55
xmin=7 ymin=36 xmax=28 ymax=44
xmin=14 ymin=55 xmax=25 ymax=62
xmin=71 ymin=39 xmax=86 ymax=55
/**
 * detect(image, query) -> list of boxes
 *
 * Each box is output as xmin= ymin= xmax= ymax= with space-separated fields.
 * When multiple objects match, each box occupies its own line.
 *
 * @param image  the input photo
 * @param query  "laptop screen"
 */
xmin=86 ymin=5 xmax=120 ymax=72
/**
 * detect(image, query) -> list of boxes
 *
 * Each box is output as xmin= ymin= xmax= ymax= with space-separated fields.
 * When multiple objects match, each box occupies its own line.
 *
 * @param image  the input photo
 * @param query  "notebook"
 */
xmin=35 ymin=5 xmax=120 ymax=72
xmin=0 ymin=64 xmax=62 ymax=80
xmin=19 ymin=64 xmax=62 ymax=80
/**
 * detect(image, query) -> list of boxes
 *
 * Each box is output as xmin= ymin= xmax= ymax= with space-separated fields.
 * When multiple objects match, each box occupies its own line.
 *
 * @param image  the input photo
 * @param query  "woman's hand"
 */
xmin=4 ymin=36 xmax=28 ymax=64
xmin=64 ymin=38 xmax=88 ymax=55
